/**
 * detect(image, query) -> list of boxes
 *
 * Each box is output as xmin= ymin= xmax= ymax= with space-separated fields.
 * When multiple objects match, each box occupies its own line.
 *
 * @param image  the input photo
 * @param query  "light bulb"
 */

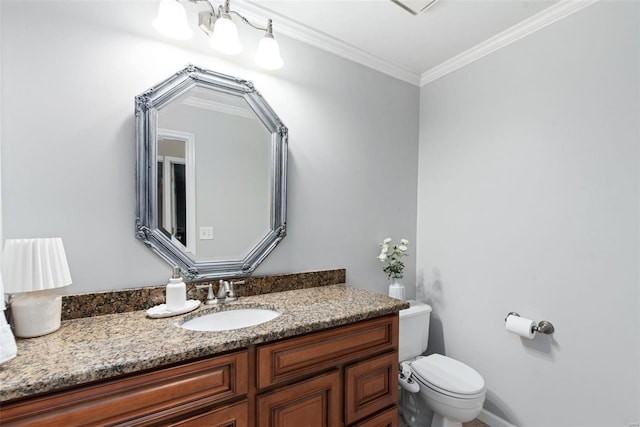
xmin=255 ymin=35 xmax=284 ymax=70
xmin=209 ymin=14 xmax=242 ymax=55
xmin=153 ymin=0 xmax=193 ymax=40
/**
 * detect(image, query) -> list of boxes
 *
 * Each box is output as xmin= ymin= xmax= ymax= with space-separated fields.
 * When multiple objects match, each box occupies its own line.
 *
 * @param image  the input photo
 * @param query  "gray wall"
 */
xmin=416 ymin=2 xmax=639 ymax=425
xmin=0 ymin=0 xmax=419 ymax=295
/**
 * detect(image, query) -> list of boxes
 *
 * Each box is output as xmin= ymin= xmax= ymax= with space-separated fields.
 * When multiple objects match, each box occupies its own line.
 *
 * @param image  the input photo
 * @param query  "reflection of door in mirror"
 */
xmin=157 ymin=89 xmax=271 ymax=262
xmin=157 ymin=130 xmax=196 ymax=256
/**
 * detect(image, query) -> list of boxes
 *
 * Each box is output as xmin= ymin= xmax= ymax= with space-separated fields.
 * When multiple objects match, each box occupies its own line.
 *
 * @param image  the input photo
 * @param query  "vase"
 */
xmin=388 ymin=277 xmax=405 ymax=300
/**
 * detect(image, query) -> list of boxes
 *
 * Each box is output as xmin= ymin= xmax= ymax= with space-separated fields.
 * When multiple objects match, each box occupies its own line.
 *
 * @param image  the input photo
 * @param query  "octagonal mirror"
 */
xmin=135 ymin=65 xmax=287 ymax=280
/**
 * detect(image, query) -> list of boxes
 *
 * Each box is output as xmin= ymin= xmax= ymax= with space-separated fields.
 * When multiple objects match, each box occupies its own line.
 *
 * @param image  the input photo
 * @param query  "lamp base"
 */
xmin=10 ymin=292 xmax=62 ymax=338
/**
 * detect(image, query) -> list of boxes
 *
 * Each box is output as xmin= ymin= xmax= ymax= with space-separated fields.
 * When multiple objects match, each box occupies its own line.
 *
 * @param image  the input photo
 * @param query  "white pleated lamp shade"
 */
xmin=2 ymin=238 xmax=72 ymax=294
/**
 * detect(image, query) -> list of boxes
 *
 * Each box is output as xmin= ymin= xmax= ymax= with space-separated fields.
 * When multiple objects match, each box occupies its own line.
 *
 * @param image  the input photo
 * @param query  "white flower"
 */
xmin=376 ymin=237 xmax=409 ymax=280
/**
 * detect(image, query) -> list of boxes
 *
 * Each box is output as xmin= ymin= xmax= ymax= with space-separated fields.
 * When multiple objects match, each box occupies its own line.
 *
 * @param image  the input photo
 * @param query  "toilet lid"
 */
xmin=410 ymin=354 xmax=485 ymax=396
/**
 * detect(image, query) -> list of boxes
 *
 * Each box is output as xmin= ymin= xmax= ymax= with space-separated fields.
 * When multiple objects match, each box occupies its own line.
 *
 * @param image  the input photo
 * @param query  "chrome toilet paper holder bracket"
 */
xmin=505 ymin=312 xmax=555 ymax=334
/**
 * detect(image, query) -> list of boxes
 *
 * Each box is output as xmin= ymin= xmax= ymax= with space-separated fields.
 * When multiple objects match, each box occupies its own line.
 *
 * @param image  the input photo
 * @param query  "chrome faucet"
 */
xmin=197 ymin=280 xmax=246 ymax=305
xmin=218 ymin=279 xmax=246 ymax=303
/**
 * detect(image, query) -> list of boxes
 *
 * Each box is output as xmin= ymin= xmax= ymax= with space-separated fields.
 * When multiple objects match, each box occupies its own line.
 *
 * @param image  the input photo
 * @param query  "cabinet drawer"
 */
xmin=257 ymin=370 xmax=341 ymax=427
xmin=0 ymin=351 xmax=248 ymax=427
xmin=345 ymin=351 xmax=398 ymax=425
xmin=257 ymin=315 xmax=397 ymax=389
xmin=168 ymin=399 xmax=249 ymax=427
xmin=351 ymin=406 xmax=398 ymax=427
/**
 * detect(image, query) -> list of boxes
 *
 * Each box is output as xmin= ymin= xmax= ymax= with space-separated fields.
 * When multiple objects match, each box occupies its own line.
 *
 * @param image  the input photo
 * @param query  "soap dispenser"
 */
xmin=165 ymin=266 xmax=186 ymax=312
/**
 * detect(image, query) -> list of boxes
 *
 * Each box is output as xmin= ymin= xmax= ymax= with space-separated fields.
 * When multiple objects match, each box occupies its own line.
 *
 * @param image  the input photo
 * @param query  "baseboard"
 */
xmin=478 ymin=409 xmax=518 ymax=427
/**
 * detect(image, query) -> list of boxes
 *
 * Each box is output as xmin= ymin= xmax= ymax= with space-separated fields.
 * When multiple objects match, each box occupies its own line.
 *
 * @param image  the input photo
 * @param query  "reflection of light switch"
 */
xmin=199 ymin=227 xmax=214 ymax=240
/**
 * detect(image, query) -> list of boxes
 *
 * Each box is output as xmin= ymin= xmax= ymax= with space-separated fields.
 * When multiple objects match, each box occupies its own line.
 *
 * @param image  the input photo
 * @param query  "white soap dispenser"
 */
xmin=165 ymin=266 xmax=186 ymax=312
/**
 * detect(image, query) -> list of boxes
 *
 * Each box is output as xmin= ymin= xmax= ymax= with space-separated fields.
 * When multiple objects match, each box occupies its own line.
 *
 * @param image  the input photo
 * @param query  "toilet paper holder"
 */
xmin=505 ymin=312 xmax=555 ymax=334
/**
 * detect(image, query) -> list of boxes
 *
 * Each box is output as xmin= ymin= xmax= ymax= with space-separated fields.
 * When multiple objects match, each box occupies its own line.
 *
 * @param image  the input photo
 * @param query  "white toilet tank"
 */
xmin=398 ymin=301 xmax=432 ymax=362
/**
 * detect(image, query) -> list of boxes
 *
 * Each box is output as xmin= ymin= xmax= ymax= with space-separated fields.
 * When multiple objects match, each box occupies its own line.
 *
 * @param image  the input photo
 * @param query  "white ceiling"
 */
xmin=239 ymin=0 xmax=596 ymax=85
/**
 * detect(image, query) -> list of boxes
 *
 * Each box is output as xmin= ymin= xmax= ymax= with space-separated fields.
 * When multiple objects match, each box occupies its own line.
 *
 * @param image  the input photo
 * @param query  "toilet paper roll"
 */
xmin=506 ymin=315 xmax=536 ymax=339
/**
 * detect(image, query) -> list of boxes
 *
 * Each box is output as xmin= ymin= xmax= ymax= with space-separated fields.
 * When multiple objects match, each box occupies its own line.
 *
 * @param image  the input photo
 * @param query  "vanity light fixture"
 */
xmin=2 ymin=238 xmax=72 ymax=338
xmin=153 ymin=0 xmax=284 ymax=70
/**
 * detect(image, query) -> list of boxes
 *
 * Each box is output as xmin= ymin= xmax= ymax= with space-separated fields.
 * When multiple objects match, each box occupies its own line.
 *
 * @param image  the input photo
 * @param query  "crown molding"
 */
xmin=419 ymin=0 xmax=600 ymax=86
xmin=237 ymin=1 xmax=421 ymax=86
xmin=237 ymin=0 xmax=598 ymax=88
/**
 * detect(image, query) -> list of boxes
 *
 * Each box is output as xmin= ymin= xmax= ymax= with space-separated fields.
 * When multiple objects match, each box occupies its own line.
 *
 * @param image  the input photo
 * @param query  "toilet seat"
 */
xmin=410 ymin=354 xmax=485 ymax=399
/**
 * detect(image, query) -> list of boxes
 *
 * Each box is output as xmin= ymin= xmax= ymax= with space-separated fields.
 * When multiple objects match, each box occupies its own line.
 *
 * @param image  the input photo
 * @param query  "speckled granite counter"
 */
xmin=0 ymin=284 xmax=408 ymax=402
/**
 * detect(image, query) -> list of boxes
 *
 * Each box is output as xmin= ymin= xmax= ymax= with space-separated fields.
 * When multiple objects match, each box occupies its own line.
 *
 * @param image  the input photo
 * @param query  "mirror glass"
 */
xmin=136 ymin=65 xmax=287 ymax=279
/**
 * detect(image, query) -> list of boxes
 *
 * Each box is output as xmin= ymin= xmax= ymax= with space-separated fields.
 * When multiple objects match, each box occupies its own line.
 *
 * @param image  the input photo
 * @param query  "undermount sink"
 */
xmin=180 ymin=308 xmax=281 ymax=332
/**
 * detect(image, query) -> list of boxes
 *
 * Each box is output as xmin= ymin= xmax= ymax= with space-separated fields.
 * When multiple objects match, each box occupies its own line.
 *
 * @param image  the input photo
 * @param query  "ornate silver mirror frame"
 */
xmin=135 ymin=65 xmax=287 ymax=280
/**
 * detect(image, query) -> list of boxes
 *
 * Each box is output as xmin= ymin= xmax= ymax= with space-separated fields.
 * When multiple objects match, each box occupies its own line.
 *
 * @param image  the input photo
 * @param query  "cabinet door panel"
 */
xmin=345 ymin=352 xmax=398 ymax=425
xmin=257 ymin=370 xmax=341 ymax=427
xmin=257 ymin=315 xmax=397 ymax=389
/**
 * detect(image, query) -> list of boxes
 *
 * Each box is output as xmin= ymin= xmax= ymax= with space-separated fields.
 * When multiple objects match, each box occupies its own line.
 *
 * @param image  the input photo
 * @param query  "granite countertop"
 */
xmin=0 ymin=284 xmax=408 ymax=402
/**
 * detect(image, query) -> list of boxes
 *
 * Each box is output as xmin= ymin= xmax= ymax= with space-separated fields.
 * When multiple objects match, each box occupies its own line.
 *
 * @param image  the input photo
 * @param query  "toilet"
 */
xmin=398 ymin=301 xmax=485 ymax=427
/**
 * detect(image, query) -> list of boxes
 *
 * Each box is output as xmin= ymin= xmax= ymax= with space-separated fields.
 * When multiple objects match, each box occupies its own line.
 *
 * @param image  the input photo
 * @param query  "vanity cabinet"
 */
xmin=0 ymin=351 xmax=249 ymax=427
xmin=256 ymin=314 xmax=398 ymax=426
xmin=0 ymin=314 xmax=398 ymax=427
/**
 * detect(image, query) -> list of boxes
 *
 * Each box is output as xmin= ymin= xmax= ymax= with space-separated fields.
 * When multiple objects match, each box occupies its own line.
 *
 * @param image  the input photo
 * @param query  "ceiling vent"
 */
xmin=390 ymin=0 xmax=439 ymax=15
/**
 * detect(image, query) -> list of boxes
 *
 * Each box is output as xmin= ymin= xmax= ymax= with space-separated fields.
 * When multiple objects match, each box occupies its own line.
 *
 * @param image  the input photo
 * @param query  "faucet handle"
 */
xmin=195 ymin=283 xmax=217 ymax=305
xmin=227 ymin=280 xmax=248 ymax=301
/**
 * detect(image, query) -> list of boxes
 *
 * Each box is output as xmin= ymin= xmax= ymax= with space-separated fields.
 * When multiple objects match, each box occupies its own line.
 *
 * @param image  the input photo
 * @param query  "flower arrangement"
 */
xmin=377 ymin=237 xmax=409 ymax=279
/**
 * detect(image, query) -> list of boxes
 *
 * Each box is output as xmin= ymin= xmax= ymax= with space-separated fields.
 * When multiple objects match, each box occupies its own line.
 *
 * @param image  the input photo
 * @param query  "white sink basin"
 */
xmin=180 ymin=308 xmax=280 ymax=332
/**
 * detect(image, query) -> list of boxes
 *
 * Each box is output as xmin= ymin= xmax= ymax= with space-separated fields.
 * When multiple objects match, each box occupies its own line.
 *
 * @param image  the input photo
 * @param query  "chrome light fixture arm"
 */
xmin=190 ymin=0 xmax=273 ymax=36
xmin=191 ymin=0 xmax=219 ymax=36
xmin=230 ymin=11 xmax=271 ymax=33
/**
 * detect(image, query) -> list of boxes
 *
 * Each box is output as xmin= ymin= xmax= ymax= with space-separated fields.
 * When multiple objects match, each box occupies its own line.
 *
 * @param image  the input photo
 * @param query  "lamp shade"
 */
xmin=153 ymin=0 xmax=193 ymax=40
xmin=209 ymin=14 xmax=242 ymax=55
xmin=2 ymin=238 xmax=72 ymax=294
xmin=255 ymin=35 xmax=284 ymax=70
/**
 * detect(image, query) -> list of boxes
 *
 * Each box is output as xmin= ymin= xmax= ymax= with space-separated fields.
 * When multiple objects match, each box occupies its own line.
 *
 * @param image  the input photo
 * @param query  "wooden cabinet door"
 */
xmin=344 ymin=352 xmax=398 ymax=425
xmin=256 ymin=370 xmax=341 ymax=427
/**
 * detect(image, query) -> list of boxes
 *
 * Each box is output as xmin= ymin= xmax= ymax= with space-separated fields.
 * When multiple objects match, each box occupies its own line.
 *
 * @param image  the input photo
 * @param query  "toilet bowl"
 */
xmin=408 ymin=354 xmax=485 ymax=426
xmin=398 ymin=301 xmax=485 ymax=427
